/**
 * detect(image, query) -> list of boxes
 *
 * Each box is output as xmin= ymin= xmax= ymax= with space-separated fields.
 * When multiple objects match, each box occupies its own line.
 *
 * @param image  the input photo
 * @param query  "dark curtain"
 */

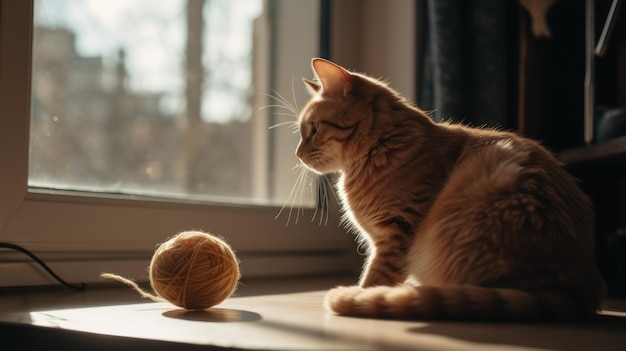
xmin=419 ymin=0 xmax=513 ymax=128
xmin=517 ymin=0 xmax=586 ymax=151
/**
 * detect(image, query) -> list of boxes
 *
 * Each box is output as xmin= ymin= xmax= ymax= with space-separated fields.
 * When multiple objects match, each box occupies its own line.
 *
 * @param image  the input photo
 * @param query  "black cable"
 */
xmin=0 ymin=242 xmax=86 ymax=291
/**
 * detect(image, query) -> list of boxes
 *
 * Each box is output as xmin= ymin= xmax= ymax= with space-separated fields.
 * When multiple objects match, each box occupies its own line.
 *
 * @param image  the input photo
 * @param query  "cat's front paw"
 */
xmin=326 ymin=285 xmax=409 ymax=316
xmin=325 ymin=285 xmax=421 ymax=317
xmin=324 ymin=286 xmax=365 ymax=315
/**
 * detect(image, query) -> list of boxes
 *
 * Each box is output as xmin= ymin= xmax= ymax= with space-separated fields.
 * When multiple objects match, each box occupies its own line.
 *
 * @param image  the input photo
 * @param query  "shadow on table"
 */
xmin=162 ymin=308 xmax=262 ymax=323
xmin=408 ymin=313 xmax=626 ymax=351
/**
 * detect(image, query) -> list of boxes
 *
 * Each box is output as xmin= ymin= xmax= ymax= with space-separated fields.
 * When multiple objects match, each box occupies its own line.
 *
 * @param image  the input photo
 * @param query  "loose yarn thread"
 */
xmin=102 ymin=230 xmax=240 ymax=310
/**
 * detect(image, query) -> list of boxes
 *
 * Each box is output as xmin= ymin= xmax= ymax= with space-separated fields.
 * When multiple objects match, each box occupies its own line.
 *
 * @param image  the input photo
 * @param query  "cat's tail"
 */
xmin=324 ymin=285 xmax=598 ymax=322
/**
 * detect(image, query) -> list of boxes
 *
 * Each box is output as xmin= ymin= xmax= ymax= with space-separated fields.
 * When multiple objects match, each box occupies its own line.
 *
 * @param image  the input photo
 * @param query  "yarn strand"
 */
xmin=100 ymin=272 xmax=165 ymax=302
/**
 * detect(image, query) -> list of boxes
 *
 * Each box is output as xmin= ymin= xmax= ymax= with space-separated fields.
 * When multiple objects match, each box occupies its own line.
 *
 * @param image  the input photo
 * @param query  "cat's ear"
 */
xmin=311 ymin=58 xmax=352 ymax=95
xmin=302 ymin=78 xmax=321 ymax=94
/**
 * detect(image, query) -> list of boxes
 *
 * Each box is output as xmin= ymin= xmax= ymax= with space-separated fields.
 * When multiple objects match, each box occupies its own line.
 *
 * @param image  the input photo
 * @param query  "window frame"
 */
xmin=0 ymin=0 xmax=355 ymax=287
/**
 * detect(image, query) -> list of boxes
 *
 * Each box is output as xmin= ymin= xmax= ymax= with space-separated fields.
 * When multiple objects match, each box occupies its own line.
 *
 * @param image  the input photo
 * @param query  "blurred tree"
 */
xmin=177 ymin=0 xmax=207 ymax=192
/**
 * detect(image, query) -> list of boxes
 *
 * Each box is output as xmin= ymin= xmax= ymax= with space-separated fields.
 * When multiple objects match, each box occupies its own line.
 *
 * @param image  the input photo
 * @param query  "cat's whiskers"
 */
xmin=261 ymin=88 xmax=302 ymax=134
xmin=275 ymin=163 xmax=313 ymax=226
xmin=268 ymin=119 xmax=299 ymax=133
xmin=311 ymin=177 xmax=325 ymax=226
xmin=312 ymin=175 xmax=332 ymax=226
xmin=298 ymin=167 xmax=311 ymax=222
xmin=290 ymin=77 xmax=301 ymax=114
xmin=259 ymin=104 xmax=296 ymax=114
xmin=265 ymin=83 xmax=337 ymax=227
xmin=262 ymin=90 xmax=299 ymax=116
xmin=292 ymin=165 xmax=310 ymax=225
xmin=264 ymin=83 xmax=309 ymax=226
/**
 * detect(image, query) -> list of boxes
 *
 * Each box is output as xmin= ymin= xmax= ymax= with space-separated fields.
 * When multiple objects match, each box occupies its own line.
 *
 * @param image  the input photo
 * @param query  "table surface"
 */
xmin=1 ymin=276 xmax=626 ymax=351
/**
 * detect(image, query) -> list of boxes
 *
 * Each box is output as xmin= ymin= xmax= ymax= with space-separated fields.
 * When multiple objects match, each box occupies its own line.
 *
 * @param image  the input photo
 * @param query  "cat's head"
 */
xmin=296 ymin=58 xmax=399 ymax=175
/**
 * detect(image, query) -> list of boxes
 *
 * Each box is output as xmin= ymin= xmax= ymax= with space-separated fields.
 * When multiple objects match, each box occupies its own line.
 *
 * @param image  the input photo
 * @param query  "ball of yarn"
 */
xmin=149 ymin=231 xmax=240 ymax=310
xmin=102 ymin=230 xmax=240 ymax=310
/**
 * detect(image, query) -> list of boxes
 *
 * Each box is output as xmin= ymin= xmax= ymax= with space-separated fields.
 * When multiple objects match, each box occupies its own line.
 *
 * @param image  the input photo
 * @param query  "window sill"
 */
xmin=1 ymin=276 xmax=626 ymax=351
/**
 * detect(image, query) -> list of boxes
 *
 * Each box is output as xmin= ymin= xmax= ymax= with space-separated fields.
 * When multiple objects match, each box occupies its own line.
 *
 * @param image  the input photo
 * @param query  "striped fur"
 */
xmin=296 ymin=58 xmax=605 ymax=322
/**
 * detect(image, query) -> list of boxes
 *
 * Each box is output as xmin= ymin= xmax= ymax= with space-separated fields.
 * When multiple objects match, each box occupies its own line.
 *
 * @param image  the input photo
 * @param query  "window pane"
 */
xmin=29 ymin=0 xmax=315 ymax=206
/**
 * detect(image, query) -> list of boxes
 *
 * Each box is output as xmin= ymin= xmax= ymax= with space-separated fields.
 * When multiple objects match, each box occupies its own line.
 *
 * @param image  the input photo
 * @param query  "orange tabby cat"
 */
xmin=296 ymin=58 xmax=605 ymax=321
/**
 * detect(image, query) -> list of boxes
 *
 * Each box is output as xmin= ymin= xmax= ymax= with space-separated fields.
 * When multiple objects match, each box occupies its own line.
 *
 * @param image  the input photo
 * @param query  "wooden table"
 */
xmin=1 ymin=276 xmax=625 ymax=351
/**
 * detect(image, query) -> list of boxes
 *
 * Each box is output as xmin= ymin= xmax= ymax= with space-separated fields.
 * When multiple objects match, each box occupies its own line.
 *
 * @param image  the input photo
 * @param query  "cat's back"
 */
xmin=450 ymin=127 xmax=584 ymax=207
xmin=442 ymin=126 xmax=592 ymax=235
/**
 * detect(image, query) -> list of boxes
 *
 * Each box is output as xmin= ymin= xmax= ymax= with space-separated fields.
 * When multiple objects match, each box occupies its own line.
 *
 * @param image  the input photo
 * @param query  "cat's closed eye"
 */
xmin=311 ymin=121 xmax=319 ymax=136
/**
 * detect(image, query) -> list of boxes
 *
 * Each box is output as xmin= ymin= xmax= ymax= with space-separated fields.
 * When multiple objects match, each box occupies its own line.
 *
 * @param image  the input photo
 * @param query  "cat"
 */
xmin=295 ymin=58 xmax=605 ymax=322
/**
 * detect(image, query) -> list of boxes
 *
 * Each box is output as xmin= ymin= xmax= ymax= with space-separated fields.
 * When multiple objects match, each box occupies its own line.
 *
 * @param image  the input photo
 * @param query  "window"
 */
xmin=0 ymin=0 xmax=354 ymax=287
xmin=30 ymin=0 xmax=304 ymax=205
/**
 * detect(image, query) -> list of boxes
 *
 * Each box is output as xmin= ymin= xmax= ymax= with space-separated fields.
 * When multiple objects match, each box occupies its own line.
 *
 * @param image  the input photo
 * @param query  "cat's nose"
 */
xmin=296 ymin=142 xmax=303 ymax=158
